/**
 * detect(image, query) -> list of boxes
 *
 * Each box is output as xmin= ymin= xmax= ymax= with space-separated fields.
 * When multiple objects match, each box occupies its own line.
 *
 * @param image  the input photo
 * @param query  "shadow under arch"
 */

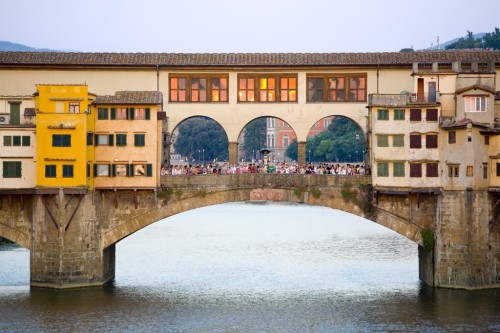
xmin=0 ymin=225 xmax=30 ymax=249
xmin=102 ymin=186 xmax=423 ymax=250
xmin=237 ymin=115 xmax=298 ymax=162
xmin=170 ymin=115 xmax=229 ymax=164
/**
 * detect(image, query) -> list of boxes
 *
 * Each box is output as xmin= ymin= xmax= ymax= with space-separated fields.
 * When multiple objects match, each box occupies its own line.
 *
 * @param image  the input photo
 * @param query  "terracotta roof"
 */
xmin=0 ymin=50 xmax=499 ymax=67
xmin=93 ymin=91 xmax=163 ymax=105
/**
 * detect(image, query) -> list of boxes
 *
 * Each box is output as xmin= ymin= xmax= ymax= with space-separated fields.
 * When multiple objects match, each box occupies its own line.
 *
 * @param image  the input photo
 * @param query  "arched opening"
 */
xmin=0 ymin=236 xmax=30 ymax=286
xmin=169 ymin=116 xmax=229 ymax=167
xmin=287 ymin=115 xmax=367 ymax=166
xmin=237 ymin=116 xmax=297 ymax=163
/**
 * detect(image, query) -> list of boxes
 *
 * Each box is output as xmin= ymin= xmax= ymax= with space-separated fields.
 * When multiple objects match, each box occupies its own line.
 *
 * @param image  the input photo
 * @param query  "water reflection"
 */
xmin=0 ymin=202 xmax=499 ymax=333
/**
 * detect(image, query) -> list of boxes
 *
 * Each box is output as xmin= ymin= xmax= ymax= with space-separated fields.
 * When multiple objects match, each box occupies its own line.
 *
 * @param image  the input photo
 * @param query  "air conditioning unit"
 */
xmin=0 ymin=115 xmax=10 ymax=124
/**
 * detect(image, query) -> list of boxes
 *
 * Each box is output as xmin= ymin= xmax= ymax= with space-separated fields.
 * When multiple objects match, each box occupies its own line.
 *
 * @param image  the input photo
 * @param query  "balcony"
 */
xmin=368 ymin=93 xmax=439 ymax=107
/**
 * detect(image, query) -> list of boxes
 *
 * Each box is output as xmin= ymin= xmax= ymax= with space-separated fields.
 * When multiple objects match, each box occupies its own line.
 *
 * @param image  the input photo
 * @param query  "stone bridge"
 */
xmin=0 ymin=174 xmax=498 ymax=290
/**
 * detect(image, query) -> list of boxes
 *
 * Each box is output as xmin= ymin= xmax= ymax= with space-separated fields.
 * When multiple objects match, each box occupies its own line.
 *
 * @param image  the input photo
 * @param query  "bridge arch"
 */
xmin=101 ymin=179 xmax=423 ymax=249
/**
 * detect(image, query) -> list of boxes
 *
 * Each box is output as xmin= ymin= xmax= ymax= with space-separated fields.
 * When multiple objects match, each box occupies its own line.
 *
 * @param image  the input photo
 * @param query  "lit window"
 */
xmin=170 ymin=77 xmax=187 ymax=102
xmin=328 ymin=77 xmax=345 ymax=101
xmin=280 ymin=77 xmax=297 ymax=102
xmin=465 ymin=96 xmax=486 ymax=112
xmin=191 ymin=78 xmax=207 ymax=102
xmin=211 ymin=78 xmax=228 ymax=102
xmin=238 ymin=77 xmax=255 ymax=102
xmin=306 ymin=75 xmax=366 ymax=102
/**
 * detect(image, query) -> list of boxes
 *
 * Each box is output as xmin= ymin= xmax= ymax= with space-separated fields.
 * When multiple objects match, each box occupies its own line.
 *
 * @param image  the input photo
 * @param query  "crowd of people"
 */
xmin=161 ymin=161 xmax=370 ymax=176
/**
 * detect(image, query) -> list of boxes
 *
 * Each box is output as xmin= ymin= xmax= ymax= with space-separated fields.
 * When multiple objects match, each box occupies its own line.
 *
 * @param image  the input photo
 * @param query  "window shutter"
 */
xmin=111 ymin=164 xmax=116 ymax=177
xmin=128 ymin=164 xmax=134 ymax=177
xmin=93 ymin=164 xmax=97 ymax=177
xmin=110 ymin=108 xmax=116 ymax=120
xmin=145 ymin=108 xmax=151 ymax=120
xmin=108 ymin=134 xmax=114 ymax=146
xmin=146 ymin=164 xmax=153 ymax=177
xmin=22 ymin=136 xmax=30 ymax=146
xmin=94 ymin=134 xmax=98 ymax=146
xmin=128 ymin=108 xmax=135 ymax=120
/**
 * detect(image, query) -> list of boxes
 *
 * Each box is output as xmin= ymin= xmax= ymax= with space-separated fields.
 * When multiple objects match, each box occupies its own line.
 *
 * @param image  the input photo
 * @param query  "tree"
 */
xmin=285 ymin=139 xmax=298 ymax=161
xmin=446 ymin=30 xmax=483 ymax=50
xmin=243 ymin=118 xmax=267 ymax=160
xmin=483 ymin=27 xmax=500 ymax=50
xmin=174 ymin=117 xmax=228 ymax=162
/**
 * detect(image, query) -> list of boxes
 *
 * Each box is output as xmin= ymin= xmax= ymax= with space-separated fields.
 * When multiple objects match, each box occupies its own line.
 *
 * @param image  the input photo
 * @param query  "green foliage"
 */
xmin=421 ymin=229 xmax=435 ymax=251
xmin=399 ymin=48 xmax=415 ymax=52
xmin=446 ymin=28 xmax=500 ymax=50
xmin=310 ymin=187 xmax=321 ymax=199
xmin=195 ymin=188 xmax=208 ymax=198
xmin=243 ymin=118 xmax=267 ymax=160
xmin=158 ymin=186 xmax=174 ymax=201
xmin=286 ymin=139 xmax=298 ymax=161
xmin=174 ymin=117 xmax=228 ymax=162
xmin=294 ymin=186 xmax=305 ymax=198
xmin=341 ymin=181 xmax=358 ymax=203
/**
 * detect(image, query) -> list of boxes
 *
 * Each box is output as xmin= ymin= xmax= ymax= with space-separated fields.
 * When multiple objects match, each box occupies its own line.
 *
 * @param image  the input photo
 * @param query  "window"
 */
xmin=448 ymin=131 xmax=456 ymax=144
xmin=283 ymin=136 xmax=290 ymax=148
xmin=426 ymin=163 xmax=439 ymax=177
xmin=3 ymin=135 xmax=30 ymax=146
xmin=116 ymin=134 xmax=127 ymax=146
xmin=426 ymin=134 xmax=438 ymax=148
xmin=483 ymin=163 xmax=488 ymax=179
xmin=306 ymin=74 xmax=366 ymax=102
xmin=497 ymin=163 xmax=500 ymax=177
xmin=96 ymin=134 xmax=113 ymax=146
xmin=426 ymin=108 xmax=438 ymax=122
xmin=134 ymin=164 xmax=146 ymax=176
xmin=324 ymin=118 xmax=331 ymax=128
xmin=62 ymin=165 xmax=74 ymax=178
xmin=171 ymin=76 xmax=229 ymax=103
xmin=133 ymin=108 xmax=150 ymax=120
xmin=98 ymin=108 xmax=108 ymax=120
xmin=95 ymin=164 xmax=110 ymax=177
xmin=410 ymin=163 xmax=422 ymax=177
xmin=114 ymin=108 xmax=127 ymax=120
xmin=115 ymin=164 xmax=127 ymax=176
xmin=45 ymin=165 xmax=56 ymax=178
xmin=307 ymin=78 xmax=323 ymax=102
xmin=466 ymin=166 xmax=473 ymax=177
xmin=393 ymin=162 xmax=405 ymax=177
xmin=448 ymin=165 xmax=459 ymax=177
xmin=69 ymin=102 xmax=80 ymax=113
xmin=211 ymin=77 xmax=228 ymax=102
xmin=3 ymin=161 xmax=21 ymax=178
xmin=377 ymin=162 xmax=389 ymax=177
xmin=280 ymin=77 xmax=297 ymax=102
xmin=134 ymin=134 xmax=145 ymax=147
xmin=52 ymin=134 xmax=71 ymax=147
xmin=394 ymin=109 xmax=405 ymax=120
xmin=328 ymin=77 xmax=345 ymax=101
xmin=377 ymin=135 xmax=389 ymax=147
xmin=410 ymin=109 xmax=422 ymax=121
xmin=410 ymin=134 xmax=421 ymax=148
xmin=377 ymin=109 xmax=389 ymax=120
xmin=87 ymin=132 xmax=93 ymax=146
xmin=393 ymin=135 xmax=405 ymax=147
xmin=485 ymin=135 xmax=490 ymax=145
xmin=238 ymin=75 xmax=297 ymax=103
xmin=465 ymin=96 xmax=486 ymax=112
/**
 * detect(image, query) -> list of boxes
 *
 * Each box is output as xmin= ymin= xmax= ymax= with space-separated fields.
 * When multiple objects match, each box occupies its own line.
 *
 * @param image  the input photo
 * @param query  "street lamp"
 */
xmin=202 ymin=149 xmax=205 ymax=163
xmin=198 ymin=149 xmax=200 ymax=163
xmin=355 ymin=150 xmax=358 ymax=162
xmin=308 ymin=149 xmax=311 ymax=163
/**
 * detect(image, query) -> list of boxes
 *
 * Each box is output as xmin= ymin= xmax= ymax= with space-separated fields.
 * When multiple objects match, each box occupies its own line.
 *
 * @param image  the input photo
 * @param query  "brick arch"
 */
xmin=101 ymin=187 xmax=423 ymax=249
xmin=0 ymin=224 xmax=30 ymax=249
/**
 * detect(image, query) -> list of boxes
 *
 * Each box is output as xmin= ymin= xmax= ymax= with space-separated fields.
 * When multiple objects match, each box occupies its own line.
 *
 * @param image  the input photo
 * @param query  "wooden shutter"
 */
xmin=110 ymin=108 xmax=116 ymax=120
xmin=108 ymin=134 xmax=114 ymax=146
xmin=145 ymin=108 xmax=150 ymax=120
xmin=146 ymin=164 xmax=153 ymax=177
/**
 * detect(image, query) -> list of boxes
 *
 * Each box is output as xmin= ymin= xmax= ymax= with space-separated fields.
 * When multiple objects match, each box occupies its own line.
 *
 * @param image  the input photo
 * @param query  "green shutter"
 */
xmin=22 ymin=136 xmax=30 ymax=146
xmin=128 ymin=164 xmax=134 ymax=177
xmin=110 ymin=108 xmax=116 ymax=120
xmin=129 ymin=108 xmax=135 ymax=120
xmin=13 ymin=136 xmax=21 ymax=146
xmin=94 ymin=134 xmax=98 ymax=146
xmin=108 ymin=134 xmax=114 ymax=146
xmin=145 ymin=108 xmax=150 ymax=120
xmin=146 ymin=164 xmax=153 ymax=177
xmin=93 ymin=164 xmax=97 ymax=177
xmin=3 ymin=136 xmax=12 ymax=146
xmin=111 ymin=164 xmax=116 ymax=177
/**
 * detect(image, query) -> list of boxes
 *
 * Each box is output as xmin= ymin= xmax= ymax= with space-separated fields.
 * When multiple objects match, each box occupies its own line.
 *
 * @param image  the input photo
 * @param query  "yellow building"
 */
xmin=35 ymin=84 xmax=95 ymax=189
xmin=91 ymin=91 xmax=163 ymax=190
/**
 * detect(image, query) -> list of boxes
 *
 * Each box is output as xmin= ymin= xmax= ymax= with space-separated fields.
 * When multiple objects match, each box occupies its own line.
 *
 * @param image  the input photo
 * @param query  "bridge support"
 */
xmin=228 ymin=141 xmax=238 ymax=165
xmin=297 ymin=141 xmax=306 ymax=165
xmin=30 ymin=190 xmax=115 ymax=288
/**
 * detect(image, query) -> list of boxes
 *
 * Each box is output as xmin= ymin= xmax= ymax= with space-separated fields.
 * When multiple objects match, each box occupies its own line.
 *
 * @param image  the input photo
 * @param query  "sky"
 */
xmin=1 ymin=0 xmax=499 ymax=53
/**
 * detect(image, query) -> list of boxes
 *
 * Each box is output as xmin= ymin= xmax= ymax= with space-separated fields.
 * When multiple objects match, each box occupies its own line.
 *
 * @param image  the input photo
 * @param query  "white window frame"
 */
xmin=465 ymin=96 xmax=486 ymax=112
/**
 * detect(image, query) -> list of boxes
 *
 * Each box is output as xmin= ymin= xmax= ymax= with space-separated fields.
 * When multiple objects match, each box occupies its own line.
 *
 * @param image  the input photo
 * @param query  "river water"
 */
xmin=0 ymin=202 xmax=499 ymax=332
